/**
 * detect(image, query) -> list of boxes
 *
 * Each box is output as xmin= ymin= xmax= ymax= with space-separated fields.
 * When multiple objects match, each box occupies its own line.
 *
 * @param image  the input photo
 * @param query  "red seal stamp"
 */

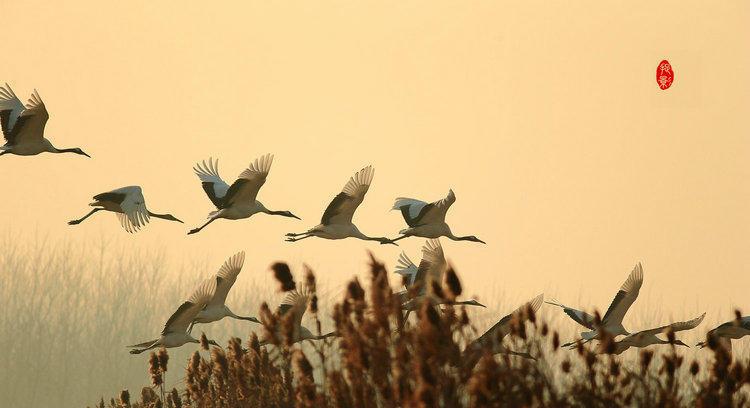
xmin=656 ymin=60 xmax=674 ymax=90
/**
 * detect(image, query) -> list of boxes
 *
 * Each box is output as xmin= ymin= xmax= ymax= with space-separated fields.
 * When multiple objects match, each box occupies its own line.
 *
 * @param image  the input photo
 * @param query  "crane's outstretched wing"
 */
xmin=626 ymin=313 xmax=705 ymax=342
xmin=105 ymin=186 xmax=150 ymax=233
xmin=414 ymin=239 xmax=446 ymax=295
xmin=162 ymin=278 xmax=216 ymax=335
xmin=602 ymin=262 xmax=643 ymax=326
xmin=545 ymin=299 xmax=596 ymax=331
xmin=471 ymin=294 xmax=544 ymax=348
xmin=9 ymin=89 xmax=49 ymax=145
xmin=0 ymin=83 xmax=24 ymax=145
xmin=277 ymin=287 xmax=312 ymax=332
xmin=223 ymin=154 xmax=273 ymax=207
xmin=394 ymin=251 xmax=418 ymax=288
xmin=320 ymin=165 xmax=374 ymax=225
xmin=393 ymin=189 xmax=455 ymax=227
xmin=208 ymin=251 xmax=246 ymax=307
xmin=194 ymin=158 xmax=231 ymax=209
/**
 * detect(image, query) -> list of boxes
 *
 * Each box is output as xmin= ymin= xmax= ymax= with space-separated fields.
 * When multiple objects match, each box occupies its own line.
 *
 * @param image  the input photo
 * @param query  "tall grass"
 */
xmin=0 ymin=234 xmax=747 ymax=407
xmin=0 ymin=233 xmax=272 ymax=408
xmin=93 ymin=257 xmax=750 ymax=407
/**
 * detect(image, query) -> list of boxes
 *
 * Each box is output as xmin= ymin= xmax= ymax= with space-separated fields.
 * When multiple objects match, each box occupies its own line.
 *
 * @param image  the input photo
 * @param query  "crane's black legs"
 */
xmin=286 ymin=234 xmax=313 ymax=242
xmin=188 ymin=217 xmax=217 ymax=235
xmin=231 ymin=315 xmax=260 ymax=323
xmin=382 ymin=235 xmax=408 ymax=245
xmin=367 ymin=236 xmax=398 ymax=245
xmin=68 ymin=208 xmax=102 ymax=225
xmin=129 ymin=342 xmax=160 ymax=355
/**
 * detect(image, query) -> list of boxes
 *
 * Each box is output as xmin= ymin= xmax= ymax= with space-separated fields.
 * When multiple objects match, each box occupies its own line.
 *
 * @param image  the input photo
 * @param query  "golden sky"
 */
xmin=1 ymin=1 xmax=748 ymax=322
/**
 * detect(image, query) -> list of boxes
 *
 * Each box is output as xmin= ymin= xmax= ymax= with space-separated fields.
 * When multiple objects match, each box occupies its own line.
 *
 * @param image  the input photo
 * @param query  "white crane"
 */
xmin=601 ymin=313 xmax=705 ymax=355
xmin=395 ymin=239 xmax=485 ymax=319
xmin=546 ymin=262 xmax=644 ymax=348
xmin=0 ymin=84 xmax=89 ymax=157
xmin=285 ymin=165 xmax=394 ymax=244
xmin=188 ymin=251 xmax=260 ymax=333
xmin=68 ymin=186 xmax=183 ymax=232
xmin=260 ymin=287 xmax=336 ymax=346
xmin=188 ymin=155 xmax=300 ymax=235
xmin=465 ymin=293 xmax=545 ymax=361
xmin=696 ymin=315 xmax=750 ymax=355
xmin=388 ymin=189 xmax=485 ymax=244
xmin=128 ymin=279 xmax=220 ymax=354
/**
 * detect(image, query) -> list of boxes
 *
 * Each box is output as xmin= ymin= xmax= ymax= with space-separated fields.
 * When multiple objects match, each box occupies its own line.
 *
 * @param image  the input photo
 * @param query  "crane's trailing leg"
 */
xmin=382 ymin=235 xmax=408 ymax=245
xmin=188 ymin=217 xmax=218 ymax=235
xmin=68 ymin=208 xmax=102 ymax=225
xmin=286 ymin=234 xmax=313 ymax=242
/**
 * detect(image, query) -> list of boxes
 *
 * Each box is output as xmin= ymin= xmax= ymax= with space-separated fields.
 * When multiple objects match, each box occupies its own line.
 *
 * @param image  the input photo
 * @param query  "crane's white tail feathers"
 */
xmin=188 ymin=278 xmax=217 ymax=306
xmin=342 ymin=165 xmax=374 ymax=196
xmin=194 ymin=157 xmax=224 ymax=183
xmin=216 ymin=251 xmax=246 ymax=280
xmin=238 ymin=153 xmax=274 ymax=180
xmin=127 ymin=339 xmax=158 ymax=348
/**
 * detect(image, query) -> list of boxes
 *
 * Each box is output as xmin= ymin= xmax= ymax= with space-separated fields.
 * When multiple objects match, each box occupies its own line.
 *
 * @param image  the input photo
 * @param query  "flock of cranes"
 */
xmin=3 ymin=83 xmax=748 ymax=362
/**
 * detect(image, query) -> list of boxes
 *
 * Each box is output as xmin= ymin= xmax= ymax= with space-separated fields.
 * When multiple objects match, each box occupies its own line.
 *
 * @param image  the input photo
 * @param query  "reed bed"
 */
xmin=91 ymin=256 xmax=750 ymax=408
xmin=0 ymin=234 xmax=747 ymax=407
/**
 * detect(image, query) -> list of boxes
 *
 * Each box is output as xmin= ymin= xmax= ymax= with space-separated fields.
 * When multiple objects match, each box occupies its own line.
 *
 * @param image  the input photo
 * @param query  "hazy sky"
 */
xmin=1 ymin=1 xmax=748 ymax=322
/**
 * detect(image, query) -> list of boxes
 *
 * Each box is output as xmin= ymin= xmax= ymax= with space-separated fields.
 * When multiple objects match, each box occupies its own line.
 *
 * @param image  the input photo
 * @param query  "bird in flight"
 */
xmin=464 ymin=293 xmax=544 ymax=363
xmin=395 ymin=239 xmax=485 ymax=320
xmin=601 ymin=313 xmax=705 ymax=354
xmin=128 ymin=278 xmax=220 ymax=354
xmin=547 ymin=262 xmax=644 ymax=348
xmin=260 ymin=286 xmax=336 ymax=346
xmin=0 ymin=84 xmax=89 ymax=157
xmin=189 ymin=251 xmax=260 ymax=333
xmin=188 ymin=154 xmax=300 ymax=235
xmin=68 ymin=186 xmax=183 ymax=232
xmin=286 ymin=165 xmax=394 ymax=244
xmin=388 ymin=189 xmax=485 ymax=244
xmin=696 ymin=313 xmax=750 ymax=357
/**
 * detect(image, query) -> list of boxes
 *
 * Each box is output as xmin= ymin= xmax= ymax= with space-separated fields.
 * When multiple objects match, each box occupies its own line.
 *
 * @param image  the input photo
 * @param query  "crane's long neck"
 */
xmin=356 ymin=230 xmax=391 ymax=244
xmin=227 ymin=310 xmax=260 ymax=323
xmin=147 ymin=211 xmax=182 ymax=222
xmin=262 ymin=207 xmax=300 ymax=219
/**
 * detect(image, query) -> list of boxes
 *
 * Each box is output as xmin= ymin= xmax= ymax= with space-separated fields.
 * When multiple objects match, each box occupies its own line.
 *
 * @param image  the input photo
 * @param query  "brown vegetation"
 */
xmin=93 ymin=256 xmax=750 ymax=408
